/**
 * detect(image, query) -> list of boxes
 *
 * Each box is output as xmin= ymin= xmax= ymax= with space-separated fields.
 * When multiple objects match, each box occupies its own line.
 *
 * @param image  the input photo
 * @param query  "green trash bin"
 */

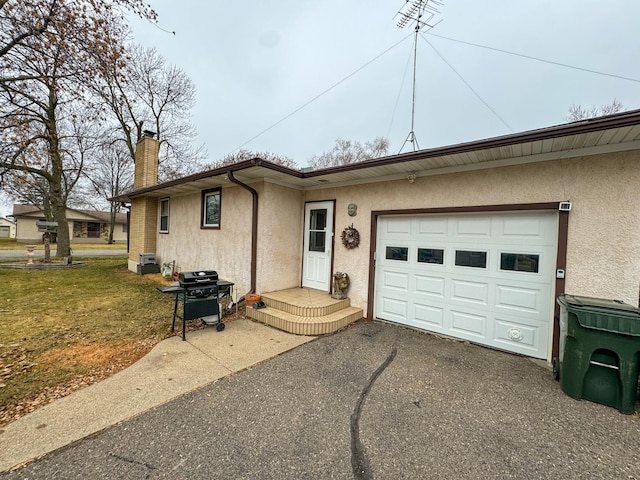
xmin=557 ymin=294 xmax=640 ymax=414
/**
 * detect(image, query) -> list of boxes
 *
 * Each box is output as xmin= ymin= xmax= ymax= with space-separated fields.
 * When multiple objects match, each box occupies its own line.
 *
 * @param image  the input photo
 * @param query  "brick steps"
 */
xmin=245 ymin=288 xmax=363 ymax=335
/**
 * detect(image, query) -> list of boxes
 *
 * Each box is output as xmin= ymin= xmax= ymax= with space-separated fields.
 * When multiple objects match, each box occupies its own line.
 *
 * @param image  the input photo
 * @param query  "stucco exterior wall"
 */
xmin=302 ymin=151 xmax=640 ymax=314
xmin=256 ymin=182 xmax=304 ymax=293
xmin=154 ymin=182 xmax=304 ymax=296
xmin=155 ymin=185 xmax=254 ymax=295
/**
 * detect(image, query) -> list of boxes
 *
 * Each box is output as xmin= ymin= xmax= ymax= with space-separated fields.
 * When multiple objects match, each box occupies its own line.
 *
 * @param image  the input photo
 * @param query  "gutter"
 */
xmin=227 ymin=170 xmax=258 ymax=298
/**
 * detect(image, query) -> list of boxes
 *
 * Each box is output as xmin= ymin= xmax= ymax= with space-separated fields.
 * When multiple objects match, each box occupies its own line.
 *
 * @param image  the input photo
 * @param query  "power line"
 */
xmin=426 ymin=32 xmax=640 ymax=84
xmin=421 ymin=33 xmax=513 ymax=132
xmin=230 ymin=33 xmax=413 ymax=154
xmin=387 ymin=43 xmax=415 ymax=140
xmin=231 ymin=28 xmax=638 ymax=159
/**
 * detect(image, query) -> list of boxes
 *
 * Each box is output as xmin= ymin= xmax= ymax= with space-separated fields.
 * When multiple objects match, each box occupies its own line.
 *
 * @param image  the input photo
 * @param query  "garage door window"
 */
xmin=500 ymin=253 xmax=539 ymax=273
xmin=417 ymin=248 xmax=444 ymax=264
xmin=386 ymin=246 xmax=408 ymax=261
xmin=455 ymin=250 xmax=487 ymax=268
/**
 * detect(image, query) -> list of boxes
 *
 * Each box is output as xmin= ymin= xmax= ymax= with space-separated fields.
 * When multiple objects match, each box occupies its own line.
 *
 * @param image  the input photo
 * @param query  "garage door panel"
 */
xmin=451 ymin=279 xmax=489 ymax=305
xmin=413 ymin=303 xmax=445 ymax=328
xmin=450 ymin=310 xmax=487 ymax=338
xmin=414 ymin=274 xmax=445 ymax=298
xmin=497 ymin=215 xmax=556 ymax=245
xmin=453 ymin=217 xmax=492 ymax=239
xmin=416 ymin=217 xmax=448 ymax=237
xmin=495 ymin=283 xmax=548 ymax=315
xmin=379 ymin=297 xmax=408 ymax=322
xmin=375 ymin=212 xmax=557 ymax=360
xmin=493 ymin=317 xmax=545 ymax=354
xmin=381 ymin=270 xmax=410 ymax=292
xmin=499 ymin=217 xmax=543 ymax=237
xmin=382 ymin=217 xmax=411 ymax=236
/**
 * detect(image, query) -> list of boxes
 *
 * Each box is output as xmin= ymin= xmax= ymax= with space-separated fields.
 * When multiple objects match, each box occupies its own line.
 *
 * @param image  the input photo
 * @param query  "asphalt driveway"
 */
xmin=3 ymin=321 xmax=640 ymax=479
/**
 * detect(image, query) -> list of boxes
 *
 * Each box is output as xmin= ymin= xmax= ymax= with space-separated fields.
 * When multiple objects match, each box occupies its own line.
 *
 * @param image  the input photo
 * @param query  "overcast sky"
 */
xmin=127 ymin=0 xmax=640 ymax=166
xmin=3 ymin=1 xmax=639 ymax=217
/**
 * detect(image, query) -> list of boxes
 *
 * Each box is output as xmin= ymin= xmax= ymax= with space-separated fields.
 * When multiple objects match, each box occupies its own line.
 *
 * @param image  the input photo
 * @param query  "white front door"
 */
xmin=302 ymin=201 xmax=334 ymax=291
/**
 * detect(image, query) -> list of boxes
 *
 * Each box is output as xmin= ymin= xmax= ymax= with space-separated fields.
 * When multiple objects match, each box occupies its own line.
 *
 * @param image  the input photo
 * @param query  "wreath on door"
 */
xmin=341 ymin=224 xmax=360 ymax=249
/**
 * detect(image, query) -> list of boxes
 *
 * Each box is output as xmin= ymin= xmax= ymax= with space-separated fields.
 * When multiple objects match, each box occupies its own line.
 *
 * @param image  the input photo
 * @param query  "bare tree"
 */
xmin=309 ymin=137 xmax=389 ymax=170
xmin=94 ymin=44 xmax=206 ymax=181
xmin=3 ymin=172 xmax=54 ymax=219
xmin=0 ymin=1 xmax=155 ymax=80
xmin=0 ymin=0 xmax=155 ymax=256
xmin=82 ymin=141 xmax=134 ymax=243
xmin=210 ymin=149 xmax=298 ymax=170
xmin=567 ymin=99 xmax=624 ymax=122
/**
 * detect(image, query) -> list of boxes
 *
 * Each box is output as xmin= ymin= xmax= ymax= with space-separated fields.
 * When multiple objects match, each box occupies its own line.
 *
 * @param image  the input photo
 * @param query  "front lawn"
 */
xmin=0 ymin=258 xmax=175 ymax=426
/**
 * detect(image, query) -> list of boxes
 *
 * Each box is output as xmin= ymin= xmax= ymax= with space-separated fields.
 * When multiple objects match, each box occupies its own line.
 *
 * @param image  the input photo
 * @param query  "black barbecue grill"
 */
xmin=172 ymin=270 xmax=224 ymax=340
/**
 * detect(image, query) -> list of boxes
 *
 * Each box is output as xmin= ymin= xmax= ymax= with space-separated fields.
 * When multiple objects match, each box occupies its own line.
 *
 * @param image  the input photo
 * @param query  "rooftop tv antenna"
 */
xmin=395 ymin=0 xmax=443 ymax=153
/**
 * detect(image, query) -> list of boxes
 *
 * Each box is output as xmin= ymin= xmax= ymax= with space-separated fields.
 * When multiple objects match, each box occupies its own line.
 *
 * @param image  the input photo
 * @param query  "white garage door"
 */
xmin=0 ymin=226 xmax=8 ymax=238
xmin=375 ymin=212 xmax=557 ymax=359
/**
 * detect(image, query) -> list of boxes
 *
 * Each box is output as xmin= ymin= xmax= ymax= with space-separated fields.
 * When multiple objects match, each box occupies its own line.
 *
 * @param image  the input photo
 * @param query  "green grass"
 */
xmin=0 ymin=258 xmax=175 ymax=424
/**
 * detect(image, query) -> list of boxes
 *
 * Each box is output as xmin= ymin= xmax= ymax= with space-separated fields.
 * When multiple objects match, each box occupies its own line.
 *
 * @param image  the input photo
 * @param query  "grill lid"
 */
xmin=178 ymin=270 xmax=218 ymax=287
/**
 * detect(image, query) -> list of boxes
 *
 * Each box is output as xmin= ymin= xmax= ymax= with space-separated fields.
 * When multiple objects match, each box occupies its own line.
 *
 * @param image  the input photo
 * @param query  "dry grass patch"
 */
xmin=0 ymin=258 xmax=177 ymax=426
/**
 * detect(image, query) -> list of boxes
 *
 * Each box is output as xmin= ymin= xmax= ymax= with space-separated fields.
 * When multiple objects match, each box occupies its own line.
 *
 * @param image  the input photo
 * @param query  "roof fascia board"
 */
xmin=117 ymin=109 xmax=640 ymax=200
xmin=302 ymin=139 xmax=640 ymax=191
xmin=121 ymin=158 xmax=303 ymax=200
xmin=304 ymin=110 xmax=640 ymax=178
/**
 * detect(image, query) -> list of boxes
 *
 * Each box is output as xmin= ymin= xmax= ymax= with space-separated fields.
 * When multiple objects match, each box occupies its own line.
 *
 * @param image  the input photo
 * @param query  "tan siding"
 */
xmin=304 ymin=151 xmax=640 ymax=313
xmin=154 ymin=186 xmax=253 ymax=293
xmin=256 ymin=183 xmax=304 ymax=293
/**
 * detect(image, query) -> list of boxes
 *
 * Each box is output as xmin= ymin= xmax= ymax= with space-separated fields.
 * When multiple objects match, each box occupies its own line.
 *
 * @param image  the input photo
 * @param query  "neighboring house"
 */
xmin=12 ymin=205 xmax=128 ymax=244
xmin=0 ymin=217 xmax=16 ymax=239
xmin=118 ymin=110 xmax=640 ymax=364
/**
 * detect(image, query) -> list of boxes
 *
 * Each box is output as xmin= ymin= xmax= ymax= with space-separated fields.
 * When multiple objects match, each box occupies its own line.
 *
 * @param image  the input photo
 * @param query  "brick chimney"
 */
xmin=134 ymin=130 xmax=159 ymax=188
xmin=128 ymin=131 xmax=160 ymax=273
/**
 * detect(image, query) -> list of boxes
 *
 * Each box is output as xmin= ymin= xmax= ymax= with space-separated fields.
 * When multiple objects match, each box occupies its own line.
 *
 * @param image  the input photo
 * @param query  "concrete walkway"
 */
xmin=0 ymin=319 xmax=315 ymax=472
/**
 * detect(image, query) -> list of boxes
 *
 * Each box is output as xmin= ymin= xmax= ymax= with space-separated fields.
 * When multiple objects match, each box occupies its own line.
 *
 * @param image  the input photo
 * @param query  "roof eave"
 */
xmin=112 ymin=108 xmax=640 ymax=201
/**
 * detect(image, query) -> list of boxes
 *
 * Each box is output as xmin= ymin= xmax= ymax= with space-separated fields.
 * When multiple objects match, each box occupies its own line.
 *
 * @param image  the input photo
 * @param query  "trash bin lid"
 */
xmin=558 ymin=294 xmax=640 ymax=336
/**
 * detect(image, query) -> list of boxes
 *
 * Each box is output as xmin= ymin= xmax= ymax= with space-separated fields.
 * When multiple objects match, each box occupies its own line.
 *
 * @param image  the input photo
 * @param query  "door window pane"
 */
xmin=310 ymin=209 xmax=327 ymax=230
xmin=386 ymin=246 xmax=408 ymax=261
xmin=309 ymin=232 xmax=326 ymax=252
xmin=501 ymin=253 xmax=539 ymax=273
xmin=455 ymin=250 xmax=487 ymax=268
xmin=418 ymin=248 xmax=444 ymax=264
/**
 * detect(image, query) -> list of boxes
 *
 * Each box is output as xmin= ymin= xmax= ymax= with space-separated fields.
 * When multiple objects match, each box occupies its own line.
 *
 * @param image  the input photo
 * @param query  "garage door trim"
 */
xmin=367 ymin=202 xmax=569 ymax=359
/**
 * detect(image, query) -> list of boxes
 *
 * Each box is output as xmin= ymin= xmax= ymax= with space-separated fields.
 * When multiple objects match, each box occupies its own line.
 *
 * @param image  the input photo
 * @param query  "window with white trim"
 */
xmin=159 ymin=198 xmax=170 ymax=233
